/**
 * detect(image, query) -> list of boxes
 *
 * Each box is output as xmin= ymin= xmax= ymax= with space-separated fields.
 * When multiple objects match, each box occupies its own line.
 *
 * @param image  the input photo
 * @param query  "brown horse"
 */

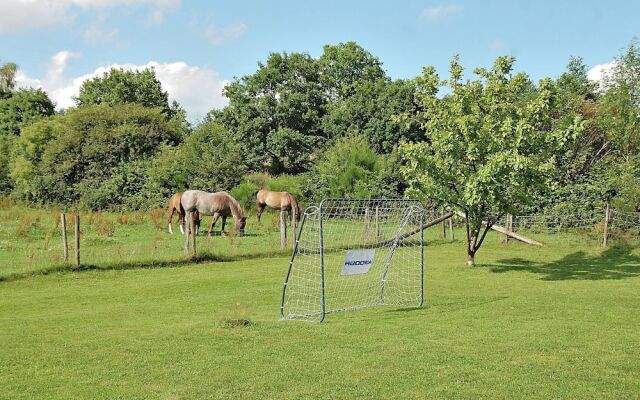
xmin=167 ymin=192 xmax=200 ymax=235
xmin=255 ymin=189 xmax=301 ymax=229
xmin=181 ymin=190 xmax=247 ymax=236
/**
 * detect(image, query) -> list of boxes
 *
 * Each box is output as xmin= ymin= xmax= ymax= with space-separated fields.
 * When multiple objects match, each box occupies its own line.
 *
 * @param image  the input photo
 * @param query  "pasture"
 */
xmin=1 ymin=203 xmax=640 ymax=399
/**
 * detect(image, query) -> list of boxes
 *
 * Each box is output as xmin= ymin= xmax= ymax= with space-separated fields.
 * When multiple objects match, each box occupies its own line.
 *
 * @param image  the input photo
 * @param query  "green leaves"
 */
xmin=11 ymin=104 xmax=186 ymax=208
xmin=75 ymin=68 xmax=172 ymax=116
xmin=401 ymin=56 xmax=581 ymax=261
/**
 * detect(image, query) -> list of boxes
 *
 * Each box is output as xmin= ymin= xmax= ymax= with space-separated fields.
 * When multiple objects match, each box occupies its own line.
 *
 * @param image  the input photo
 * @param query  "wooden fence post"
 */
xmin=441 ymin=218 xmax=447 ymax=239
xmin=280 ymin=210 xmax=287 ymax=249
xmin=61 ymin=213 xmax=69 ymax=262
xmin=448 ymin=216 xmax=454 ymax=241
xmin=602 ymin=203 xmax=610 ymax=248
xmin=74 ymin=214 xmax=80 ymax=267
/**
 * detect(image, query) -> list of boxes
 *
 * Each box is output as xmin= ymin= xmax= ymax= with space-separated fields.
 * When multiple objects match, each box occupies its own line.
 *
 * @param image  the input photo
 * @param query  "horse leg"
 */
xmin=168 ymin=206 xmax=175 ymax=234
xmin=194 ymin=210 xmax=201 ymax=235
xmin=178 ymin=209 xmax=186 ymax=235
xmin=221 ymin=216 xmax=227 ymax=236
xmin=209 ymin=213 xmax=220 ymax=237
xmin=256 ymin=204 xmax=265 ymax=223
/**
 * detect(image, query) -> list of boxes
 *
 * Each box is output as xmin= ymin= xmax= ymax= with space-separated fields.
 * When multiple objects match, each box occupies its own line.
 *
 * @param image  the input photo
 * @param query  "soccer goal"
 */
xmin=280 ymin=198 xmax=426 ymax=322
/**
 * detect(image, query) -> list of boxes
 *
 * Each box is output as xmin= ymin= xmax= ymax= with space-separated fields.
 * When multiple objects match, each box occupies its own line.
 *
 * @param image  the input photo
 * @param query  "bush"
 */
xmin=11 ymin=104 xmax=185 ymax=209
xmin=267 ymin=174 xmax=303 ymax=198
xmin=243 ymin=172 xmax=271 ymax=189
xmin=301 ymin=134 xmax=404 ymax=202
xmin=231 ymin=181 xmax=259 ymax=210
xmin=146 ymin=120 xmax=247 ymax=205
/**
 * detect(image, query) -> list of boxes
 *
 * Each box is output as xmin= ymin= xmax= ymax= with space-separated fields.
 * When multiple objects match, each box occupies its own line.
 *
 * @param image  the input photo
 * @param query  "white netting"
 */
xmin=281 ymin=199 xmax=426 ymax=322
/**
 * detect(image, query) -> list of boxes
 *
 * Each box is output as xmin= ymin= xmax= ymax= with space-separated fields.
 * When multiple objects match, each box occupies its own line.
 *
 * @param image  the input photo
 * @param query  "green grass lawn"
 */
xmin=1 ymin=204 xmax=640 ymax=398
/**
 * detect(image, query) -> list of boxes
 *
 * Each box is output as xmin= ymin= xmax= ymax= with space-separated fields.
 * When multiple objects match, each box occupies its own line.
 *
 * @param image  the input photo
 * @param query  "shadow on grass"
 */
xmin=387 ymin=306 xmax=424 ymax=313
xmin=486 ymin=241 xmax=640 ymax=281
xmin=0 ymin=249 xmax=292 ymax=284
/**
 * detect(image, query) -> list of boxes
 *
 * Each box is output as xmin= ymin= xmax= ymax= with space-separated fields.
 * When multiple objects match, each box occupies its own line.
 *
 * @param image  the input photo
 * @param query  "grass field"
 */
xmin=1 ymin=203 xmax=640 ymax=399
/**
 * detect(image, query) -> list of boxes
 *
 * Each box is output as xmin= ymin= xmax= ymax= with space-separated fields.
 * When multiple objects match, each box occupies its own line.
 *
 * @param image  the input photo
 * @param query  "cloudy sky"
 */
xmin=1 ymin=0 xmax=638 ymax=119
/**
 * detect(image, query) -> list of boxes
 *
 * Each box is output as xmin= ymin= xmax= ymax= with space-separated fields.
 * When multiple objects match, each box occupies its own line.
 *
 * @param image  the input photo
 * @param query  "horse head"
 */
xmin=236 ymin=216 xmax=247 ymax=237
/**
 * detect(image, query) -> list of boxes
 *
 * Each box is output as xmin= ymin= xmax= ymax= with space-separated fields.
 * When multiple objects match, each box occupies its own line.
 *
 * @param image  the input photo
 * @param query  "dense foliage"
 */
xmin=0 ymin=39 xmax=639 ymax=243
xmin=11 ymin=104 xmax=185 ymax=209
xmin=146 ymin=120 xmax=246 ymax=206
xmin=211 ymin=42 xmax=419 ymax=174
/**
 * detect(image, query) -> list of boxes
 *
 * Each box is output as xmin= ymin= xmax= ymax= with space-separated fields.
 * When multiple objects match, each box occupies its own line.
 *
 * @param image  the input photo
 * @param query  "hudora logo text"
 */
xmin=344 ymin=260 xmax=373 ymax=266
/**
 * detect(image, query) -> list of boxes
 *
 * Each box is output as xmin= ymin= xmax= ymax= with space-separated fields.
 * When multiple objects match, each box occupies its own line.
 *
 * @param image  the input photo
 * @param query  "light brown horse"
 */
xmin=255 ymin=189 xmax=301 ymax=229
xmin=167 ymin=192 xmax=200 ymax=235
xmin=181 ymin=190 xmax=246 ymax=236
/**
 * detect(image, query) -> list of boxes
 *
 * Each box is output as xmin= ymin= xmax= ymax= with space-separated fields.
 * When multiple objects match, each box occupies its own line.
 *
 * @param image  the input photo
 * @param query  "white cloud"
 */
xmin=587 ymin=61 xmax=616 ymax=83
xmin=15 ymin=51 xmax=228 ymax=119
xmin=0 ymin=0 xmax=179 ymax=33
xmin=0 ymin=1 xmax=73 ymax=33
xmin=200 ymin=20 xmax=248 ymax=46
xmin=420 ymin=4 xmax=464 ymax=22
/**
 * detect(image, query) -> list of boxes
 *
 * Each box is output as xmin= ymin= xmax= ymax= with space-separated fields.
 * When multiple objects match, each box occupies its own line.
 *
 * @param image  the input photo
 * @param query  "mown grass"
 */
xmin=1 ymin=203 xmax=640 ymax=398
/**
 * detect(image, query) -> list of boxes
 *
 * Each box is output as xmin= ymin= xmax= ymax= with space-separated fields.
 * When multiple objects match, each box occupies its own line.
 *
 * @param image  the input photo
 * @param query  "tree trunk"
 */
xmin=466 ymin=234 xmax=477 ymax=266
xmin=466 ymin=253 xmax=475 ymax=266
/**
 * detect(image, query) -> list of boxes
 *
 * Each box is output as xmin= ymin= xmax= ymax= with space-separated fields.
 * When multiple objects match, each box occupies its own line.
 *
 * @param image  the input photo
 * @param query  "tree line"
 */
xmin=1 ymin=40 xmax=639 ymax=263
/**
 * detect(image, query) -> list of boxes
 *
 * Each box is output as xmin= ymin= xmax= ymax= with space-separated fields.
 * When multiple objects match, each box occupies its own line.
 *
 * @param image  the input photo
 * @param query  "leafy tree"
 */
xmin=0 ymin=88 xmax=55 ymax=194
xmin=321 ymin=79 xmax=422 ymax=153
xmin=0 ymin=62 xmax=17 ymax=97
xmin=401 ymin=56 xmax=582 ymax=265
xmin=75 ymin=68 xmax=172 ymax=114
xmin=0 ymin=89 xmax=55 ymax=136
xmin=11 ymin=104 xmax=185 ymax=208
xmin=0 ymin=135 xmax=15 ymax=193
xmin=318 ymin=42 xmax=385 ymax=100
xmin=213 ymin=42 xmax=414 ymax=173
xmin=213 ymin=51 xmax=326 ymax=173
xmin=568 ymin=40 xmax=640 ymax=211
xmin=595 ymin=39 xmax=640 ymax=159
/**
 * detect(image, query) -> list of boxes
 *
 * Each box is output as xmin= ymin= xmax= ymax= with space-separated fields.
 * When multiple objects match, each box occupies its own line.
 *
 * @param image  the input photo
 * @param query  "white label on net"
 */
xmin=341 ymin=249 xmax=376 ymax=276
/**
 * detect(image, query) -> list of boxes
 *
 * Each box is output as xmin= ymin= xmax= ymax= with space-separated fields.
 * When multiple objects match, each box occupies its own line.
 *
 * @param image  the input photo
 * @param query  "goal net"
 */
xmin=280 ymin=198 xmax=426 ymax=322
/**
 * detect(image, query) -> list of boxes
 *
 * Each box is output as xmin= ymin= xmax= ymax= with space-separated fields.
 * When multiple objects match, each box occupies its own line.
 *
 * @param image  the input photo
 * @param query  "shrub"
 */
xmin=146 ymin=120 xmax=247 ymax=203
xmin=231 ymin=181 xmax=259 ymax=210
xmin=301 ymin=134 xmax=404 ymax=202
xmin=267 ymin=174 xmax=303 ymax=199
xmin=11 ymin=104 xmax=185 ymax=208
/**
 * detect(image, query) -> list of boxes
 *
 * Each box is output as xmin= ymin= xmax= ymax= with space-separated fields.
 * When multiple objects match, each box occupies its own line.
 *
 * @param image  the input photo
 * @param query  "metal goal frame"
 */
xmin=280 ymin=198 xmax=425 ymax=322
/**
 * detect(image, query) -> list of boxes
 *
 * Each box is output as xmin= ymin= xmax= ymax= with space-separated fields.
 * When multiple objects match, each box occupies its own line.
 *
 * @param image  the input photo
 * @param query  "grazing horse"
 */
xmin=181 ymin=190 xmax=247 ymax=237
xmin=167 ymin=192 xmax=200 ymax=235
xmin=255 ymin=189 xmax=300 ymax=229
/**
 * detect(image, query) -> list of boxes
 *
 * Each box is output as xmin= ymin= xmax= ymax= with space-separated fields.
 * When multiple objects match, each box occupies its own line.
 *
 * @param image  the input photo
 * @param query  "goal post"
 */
xmin=280 ymin=198 xmax=426 ymax=322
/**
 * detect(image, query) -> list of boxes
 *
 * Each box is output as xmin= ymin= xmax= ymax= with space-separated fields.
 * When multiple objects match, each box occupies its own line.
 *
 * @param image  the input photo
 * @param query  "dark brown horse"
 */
xmin=167 ymin=192 xmax=200 ymax=234
xmin=255 ymin=189 xmax=300 ymax=229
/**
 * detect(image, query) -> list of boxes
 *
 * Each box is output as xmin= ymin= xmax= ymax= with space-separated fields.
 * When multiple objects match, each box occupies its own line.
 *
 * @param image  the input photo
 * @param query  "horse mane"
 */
xmin=224 ymin=192 xmax=244 ymax=220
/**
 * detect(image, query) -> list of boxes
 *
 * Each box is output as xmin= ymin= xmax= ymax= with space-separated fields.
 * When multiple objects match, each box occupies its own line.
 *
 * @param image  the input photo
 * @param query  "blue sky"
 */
xmin=1 ymin=0 xmax=638 ymax=119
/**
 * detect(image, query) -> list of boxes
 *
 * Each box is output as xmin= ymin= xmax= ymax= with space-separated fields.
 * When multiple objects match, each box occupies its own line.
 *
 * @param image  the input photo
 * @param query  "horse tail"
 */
xmin=291 ymin=195 xmax=301 ymax=223
xmin=254 ymin=189 xmax=262 ymax=208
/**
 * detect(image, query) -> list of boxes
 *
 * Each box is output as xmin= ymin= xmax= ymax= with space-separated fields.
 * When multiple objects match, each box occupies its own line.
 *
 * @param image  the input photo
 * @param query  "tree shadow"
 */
xmin=486 ymin=241 xmax=640 ymax=281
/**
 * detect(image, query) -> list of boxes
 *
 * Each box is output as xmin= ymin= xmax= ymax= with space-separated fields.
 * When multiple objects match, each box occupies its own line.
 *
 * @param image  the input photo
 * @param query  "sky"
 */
xmin=1 ymin=0 xmax=638 ymax=120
